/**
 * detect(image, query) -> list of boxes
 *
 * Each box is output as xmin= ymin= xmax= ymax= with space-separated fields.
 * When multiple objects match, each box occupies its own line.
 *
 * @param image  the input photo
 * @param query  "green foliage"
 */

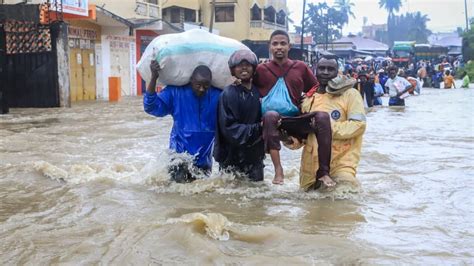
xmin=462 ymin=23 xmax=474 ymax=61
xmin=456 ymin=61 xmax=474 ymax=81
xmin=334 ymin=0 xmax=356 ymax=23
xmin=304 ymin=2 xmax=346 ymax=44
xmin=379 ymin=0 xmax=402 ymax=15
xmin=387 ymin=12 xmax=431 ymax=45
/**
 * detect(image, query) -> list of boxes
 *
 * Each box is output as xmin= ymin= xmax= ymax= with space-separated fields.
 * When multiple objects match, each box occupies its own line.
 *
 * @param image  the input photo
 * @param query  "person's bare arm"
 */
xmin=146 ymin=60 xmax=160 ymax=94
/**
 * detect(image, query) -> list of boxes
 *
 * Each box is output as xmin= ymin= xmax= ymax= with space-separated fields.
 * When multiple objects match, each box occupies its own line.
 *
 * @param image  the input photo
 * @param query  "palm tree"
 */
xmin=379 ymin=0 xmax=402 ymax=17
xmin=409 ymin=12 xmax=431 ymax=43
xmin=379 ymin=0 xmax=402 ymax=45
xmin=334 ymin=0 xmax=355 ymax=25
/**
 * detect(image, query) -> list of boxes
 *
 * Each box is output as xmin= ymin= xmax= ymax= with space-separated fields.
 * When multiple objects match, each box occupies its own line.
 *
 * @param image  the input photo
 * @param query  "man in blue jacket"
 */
xmin=144 ymin=60 xmax=221 ymax=183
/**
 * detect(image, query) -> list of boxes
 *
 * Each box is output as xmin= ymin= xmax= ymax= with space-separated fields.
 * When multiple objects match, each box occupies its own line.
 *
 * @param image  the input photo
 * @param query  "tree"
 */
xmin=388 ymin=12 xmax=431 ymax=43
xmin=407 ymin=12 xmax=431 ymax=43
xmin=379 ymin=0 xmax=402 ymax=45
xmin=303 ymin=2 xmax=346 ymax=46
xmin=462 ymin=21 xmax=474 ymax=61
xmin=334 ymin=0 xmax=355 ymax=26
xmin=378 ymin=0 xmax=402 ymax=17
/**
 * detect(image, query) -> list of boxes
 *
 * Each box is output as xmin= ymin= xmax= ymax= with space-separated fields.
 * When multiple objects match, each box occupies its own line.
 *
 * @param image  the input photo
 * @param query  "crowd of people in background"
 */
xmin=143 ymin=28 xmax=470 ymax=190
xmin=336 ymin=55 xmax=470 ymax=107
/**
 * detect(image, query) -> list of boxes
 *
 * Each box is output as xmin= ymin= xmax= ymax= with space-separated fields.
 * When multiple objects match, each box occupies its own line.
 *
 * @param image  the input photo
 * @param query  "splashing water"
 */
xmin=1 ymin=89 xmax=473 ymax=264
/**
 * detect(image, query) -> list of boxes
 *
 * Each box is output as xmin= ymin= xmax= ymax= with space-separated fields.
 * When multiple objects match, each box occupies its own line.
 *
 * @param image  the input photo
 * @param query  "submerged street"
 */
xmin=0 ymin=87 xmax=473 ymax=264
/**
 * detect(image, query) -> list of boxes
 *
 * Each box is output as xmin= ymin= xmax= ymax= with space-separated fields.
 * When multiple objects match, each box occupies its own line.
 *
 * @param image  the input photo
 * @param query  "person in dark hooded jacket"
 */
xmin=213 ymin=50 xmax=265 ymax=181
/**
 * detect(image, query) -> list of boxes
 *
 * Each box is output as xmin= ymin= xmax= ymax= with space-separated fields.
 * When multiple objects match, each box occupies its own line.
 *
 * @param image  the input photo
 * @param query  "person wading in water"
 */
xmin=253 ymin=30 xmax=335 ymax=187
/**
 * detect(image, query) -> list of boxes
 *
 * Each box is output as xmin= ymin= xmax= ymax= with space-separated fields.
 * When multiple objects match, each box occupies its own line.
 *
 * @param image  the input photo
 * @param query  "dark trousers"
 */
xmin=168 ymin=162 xmax=210 ymax=183
xmin=389 ymin=97 xmax=405 ymax=106
xmin=262 ymin=111 xmax=332 ymax=178
xmin=0 ymin=90 xmax=8 ymax=114
xmin=220 ymin=161 xmax=264 ymax=182
xmin=363 ymin=86 xmax=374 ymax=107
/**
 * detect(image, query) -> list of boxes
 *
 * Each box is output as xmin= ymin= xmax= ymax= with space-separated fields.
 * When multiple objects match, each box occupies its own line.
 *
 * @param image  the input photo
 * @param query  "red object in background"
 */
xmin=136 ymin=30 xmax=159 ymax=96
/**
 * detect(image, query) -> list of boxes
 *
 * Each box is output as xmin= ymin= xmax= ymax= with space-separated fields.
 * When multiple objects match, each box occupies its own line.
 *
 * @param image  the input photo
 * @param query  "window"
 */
xmin=276 ymin=10 xmax=286 ymax=25
xmin=170 ymin=8 xmax=180 ymax=23
xmin=264 ymin=7 xmax=275 ymax=23
xmin=184 ymin=8 xmax=196 ymax=22
xmin=215 ymin=6 xmax=234 ymax=22
xmin=147 ymin=0 xmax=158 ymax=4
xmin=251 ymin=4 xmax=261 ymax=21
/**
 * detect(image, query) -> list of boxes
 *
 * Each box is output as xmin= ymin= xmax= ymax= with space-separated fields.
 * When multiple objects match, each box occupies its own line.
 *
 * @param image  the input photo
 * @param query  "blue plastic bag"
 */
xmin=261 ymin=77 xmax=299 ymax=117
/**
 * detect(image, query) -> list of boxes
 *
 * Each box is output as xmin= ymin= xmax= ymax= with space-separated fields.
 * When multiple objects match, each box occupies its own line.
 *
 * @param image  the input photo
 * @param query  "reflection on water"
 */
xmin=0 ymin=88 xmax=473 ymax=264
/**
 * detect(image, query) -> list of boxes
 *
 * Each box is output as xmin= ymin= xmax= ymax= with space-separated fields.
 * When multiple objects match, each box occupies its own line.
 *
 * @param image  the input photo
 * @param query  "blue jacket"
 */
xmin=144 ymin=84 xmax=221 ymax=169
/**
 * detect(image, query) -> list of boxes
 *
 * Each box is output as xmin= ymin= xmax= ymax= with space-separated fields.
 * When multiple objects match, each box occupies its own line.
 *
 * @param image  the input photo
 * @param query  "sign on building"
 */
xmin=52 ymin=0 xmax=89 ymax=17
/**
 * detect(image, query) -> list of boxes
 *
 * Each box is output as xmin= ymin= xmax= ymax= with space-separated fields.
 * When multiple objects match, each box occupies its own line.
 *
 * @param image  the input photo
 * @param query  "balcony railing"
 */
xmin=250 ymin=20 xmax=286 ymax=30
xmin=136 ymin=0 xmax=161 ymax=19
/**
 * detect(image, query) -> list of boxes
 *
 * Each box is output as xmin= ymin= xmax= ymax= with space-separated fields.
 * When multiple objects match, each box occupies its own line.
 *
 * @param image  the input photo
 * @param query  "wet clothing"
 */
xmin=263 ymin=111 xmax=332 ymax=179
xmin=378 ymin=73 xmax=389 ymax=93
xmin=144 ymin=84 xmax=221 ymax=170
xmin=293 ymin=76 xmax=366 ymax=190
xmin=385 ymin=76 xmax=411 ymax=107
xmin=168 ymin=160 xmax=212 ymax=183
xmin=373 ymin=83 xmax=384 ymax=106
xmin=254 ymin=59 xmax=332 ymax=179
xmin=388 ymin=97 xmax=405 ymax=106
xmin=444 ymin=75 xmax=455 ymax=89
xmin=213 ymin=84 xmax=264 ymax=181
xmin=220 ymin=162 xmax=264 ymax=182
xmin=254 ymin=59 xmax=318 ymax=106
xmin=462 ymin=75 xmax=470 ymax=88
xmin=358 ymin=81 xmax=375 ymax=108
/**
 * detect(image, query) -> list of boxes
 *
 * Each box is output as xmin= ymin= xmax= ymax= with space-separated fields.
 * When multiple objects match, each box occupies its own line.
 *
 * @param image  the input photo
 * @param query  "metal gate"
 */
xmin=0 ymin=24 xmax=59 ymax=108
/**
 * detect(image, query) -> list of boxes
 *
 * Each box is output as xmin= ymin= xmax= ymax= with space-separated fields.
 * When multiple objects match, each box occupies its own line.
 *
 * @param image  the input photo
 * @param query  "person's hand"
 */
xmin=281 ymin=130 xmax=293 ymax=145
xmin=150 ymin=60 xmax=161 ymax=80
xmin=232 ymin=76 xmax=242 ymax=86
xmin=310 ymin=116 xmax=317 ymax=129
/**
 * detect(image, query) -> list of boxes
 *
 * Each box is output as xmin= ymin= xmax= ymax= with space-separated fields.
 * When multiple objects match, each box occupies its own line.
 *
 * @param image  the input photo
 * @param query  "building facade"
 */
xmin=362 ymin=23 xmax=387 ymax=43
xmin=2 ymin=0 xmax=289 ymax=104
xmin=3 ymin=0 xmax=178 ymax=101
xmin=161 ymin=0 xmax=288 ymax=42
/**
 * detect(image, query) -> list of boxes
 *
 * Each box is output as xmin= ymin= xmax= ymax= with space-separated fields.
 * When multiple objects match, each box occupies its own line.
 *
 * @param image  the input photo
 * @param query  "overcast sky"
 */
xmin=288 ymin=0 xmax=474 ymax=34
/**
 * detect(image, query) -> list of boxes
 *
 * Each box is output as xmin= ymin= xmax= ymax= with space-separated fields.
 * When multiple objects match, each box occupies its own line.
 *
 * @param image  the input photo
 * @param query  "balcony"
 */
xmin=250 ymin=20 xmax=286 ymax=31
xmin=136 ymin=0 xmax=161 ymax=19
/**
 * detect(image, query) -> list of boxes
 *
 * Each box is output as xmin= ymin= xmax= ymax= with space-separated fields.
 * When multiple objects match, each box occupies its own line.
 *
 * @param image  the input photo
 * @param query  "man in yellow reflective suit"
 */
xmin=285 ymin=55 xmax=366 ymax=190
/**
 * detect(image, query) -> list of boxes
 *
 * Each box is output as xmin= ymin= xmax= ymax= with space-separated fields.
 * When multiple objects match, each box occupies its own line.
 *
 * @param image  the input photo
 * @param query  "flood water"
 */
xmin=1 ymin=87 xmax=473 ymax=264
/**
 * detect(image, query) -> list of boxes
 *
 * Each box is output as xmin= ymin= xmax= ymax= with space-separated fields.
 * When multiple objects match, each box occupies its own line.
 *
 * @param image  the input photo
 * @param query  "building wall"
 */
xmin=200 ymin=0 xmax=250 ymax=41
xmin=163 ymin=0 xmax=287 ymax=42
xmin=67 ymin=20 xmax=101 ymax=102
xmin=201 ymin=0 xmax=287 ymax=41
xmin=89 ymin=0 xmax=161 ymax=19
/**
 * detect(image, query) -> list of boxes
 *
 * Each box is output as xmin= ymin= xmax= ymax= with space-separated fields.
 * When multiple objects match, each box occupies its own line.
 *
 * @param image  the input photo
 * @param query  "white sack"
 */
xmin=136 ymin=29 xmax=251 ymax=89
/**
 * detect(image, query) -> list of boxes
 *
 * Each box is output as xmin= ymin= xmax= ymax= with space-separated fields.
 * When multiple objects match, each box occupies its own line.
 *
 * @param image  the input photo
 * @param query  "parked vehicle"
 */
xmin=414 ymin=44 xmax=448 ymax=62
xmin=392 ymin=41 xmax=415 ymax=67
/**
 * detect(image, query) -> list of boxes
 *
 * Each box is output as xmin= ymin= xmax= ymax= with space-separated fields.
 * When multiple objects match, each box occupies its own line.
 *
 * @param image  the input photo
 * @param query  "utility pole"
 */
xmin=325 ymin=11 xmax=329 ymax=50
xmin=209 ymin=0 xmax=215 ymax=33
xmin=300 ymin=0 xmax=306 ymax=50
xmin=465 ymin=0 xmax=469 ymax=31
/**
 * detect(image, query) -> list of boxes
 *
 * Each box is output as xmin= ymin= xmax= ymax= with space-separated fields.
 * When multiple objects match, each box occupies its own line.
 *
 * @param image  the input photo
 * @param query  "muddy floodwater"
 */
xmin=0 ymin=88 xmax=473 ymax=264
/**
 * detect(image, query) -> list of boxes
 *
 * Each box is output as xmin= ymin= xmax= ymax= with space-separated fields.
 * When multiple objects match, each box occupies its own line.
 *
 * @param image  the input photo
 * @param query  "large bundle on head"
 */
xmin=137 ymin=29 xmax=251 ymax=89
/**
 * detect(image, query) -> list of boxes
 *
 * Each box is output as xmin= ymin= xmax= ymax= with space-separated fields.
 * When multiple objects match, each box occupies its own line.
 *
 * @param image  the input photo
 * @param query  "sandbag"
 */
xmin=137 ymin=29 xmax=251 ymax=89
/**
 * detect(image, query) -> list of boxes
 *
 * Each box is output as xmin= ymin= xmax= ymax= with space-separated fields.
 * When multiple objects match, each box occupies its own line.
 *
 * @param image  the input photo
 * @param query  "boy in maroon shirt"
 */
xmin=253 ymin=30 xmax=335 ymax=188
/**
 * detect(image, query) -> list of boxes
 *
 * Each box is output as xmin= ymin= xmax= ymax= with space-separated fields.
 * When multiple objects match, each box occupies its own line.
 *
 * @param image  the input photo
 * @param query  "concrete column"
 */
xmin=52 ymin=22 xmax=71 ymax=107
